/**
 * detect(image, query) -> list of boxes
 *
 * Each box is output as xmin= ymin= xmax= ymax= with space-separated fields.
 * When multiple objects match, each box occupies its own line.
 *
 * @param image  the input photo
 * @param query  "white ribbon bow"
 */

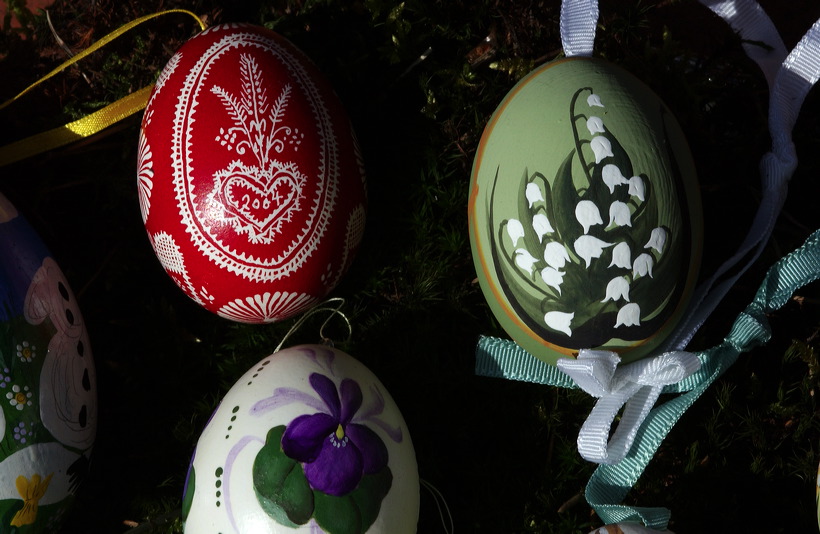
xmin=557 ymin=350 xmax=701 ymax=464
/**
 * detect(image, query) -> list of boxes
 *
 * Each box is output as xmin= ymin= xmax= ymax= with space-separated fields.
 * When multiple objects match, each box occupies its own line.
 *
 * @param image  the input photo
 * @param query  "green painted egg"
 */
xmin=469 ymin=57 xmax=703 ymax=366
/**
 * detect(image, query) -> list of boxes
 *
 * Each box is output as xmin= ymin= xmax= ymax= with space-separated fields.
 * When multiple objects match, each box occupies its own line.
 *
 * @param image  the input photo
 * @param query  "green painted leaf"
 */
xmin=313 ymin=468 xmax=394 ymax=534
xmin=313 ymin=491 xmax=362 ymax=534
xmin=181 ymin=465 xmax=195 ymax=522
xmin=253 ymin=425 xmax=314 ymax=527
xmin=350 ymin=467 xmax=393 ymax=532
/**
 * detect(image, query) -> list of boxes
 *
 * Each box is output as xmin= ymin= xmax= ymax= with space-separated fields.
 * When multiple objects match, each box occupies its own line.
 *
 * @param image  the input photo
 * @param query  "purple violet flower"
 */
xmin=281 ymin=373 xmax=389 ymax=497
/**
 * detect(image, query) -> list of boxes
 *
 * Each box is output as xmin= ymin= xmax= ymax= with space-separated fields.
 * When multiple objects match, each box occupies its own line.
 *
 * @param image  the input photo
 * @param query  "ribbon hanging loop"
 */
xmin=0 ymin=9 xmax=207 ymax=167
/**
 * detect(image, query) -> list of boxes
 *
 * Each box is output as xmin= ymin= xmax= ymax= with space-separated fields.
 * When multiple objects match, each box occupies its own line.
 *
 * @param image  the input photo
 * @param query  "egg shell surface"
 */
xmin=469 ymin=57 xmax=703 ymax=365
xmin=182 ymin=344 xmax=419 ymax=534
xmin=139 ymin=23 xmax=367 ymax=324
xmin=0 ymin=192 xmax=97 ymax=531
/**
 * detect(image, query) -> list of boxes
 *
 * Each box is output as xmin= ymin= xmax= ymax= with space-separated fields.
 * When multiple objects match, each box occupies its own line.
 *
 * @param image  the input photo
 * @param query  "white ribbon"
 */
xmin=663 ymin=2 xmax=820 ymax=352
xmin=557 ymin=350 xmax=701 ymax=464
xmin=556 ymin=0 xmax=820 ymax=467
xmin=699 ymin=0 xmax=787 ymax=89
xmin=560 ymin=0 xmax=598 ymax=57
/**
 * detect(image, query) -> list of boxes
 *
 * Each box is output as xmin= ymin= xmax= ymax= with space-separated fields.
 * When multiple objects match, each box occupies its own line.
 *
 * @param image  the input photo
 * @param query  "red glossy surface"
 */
xmin=139 ymin=23 xmax=366 ymax=323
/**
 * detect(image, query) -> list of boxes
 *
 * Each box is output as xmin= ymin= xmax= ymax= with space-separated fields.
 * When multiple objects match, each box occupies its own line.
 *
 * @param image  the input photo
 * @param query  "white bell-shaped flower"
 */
xmin=506 ymin=218 xmax=525 ymax=246
xmin=574 ymin=235 xmax=613 ymax=268
xmin=602 ymin=164 xmax=628 ymax=193
xmin=587 ymin=94 xmax=604 ymax=107
xmin=632 ymin=253 xmax=654 ymax=278
xmin=544 ymin=241 xmax=570 ymax=269
xmin=575 ymin=200 xmax=603 ymax=234
xmin=514 ymin=248 xmax=538 ymax=275
xmin=590 ymin=136 xmax=614 ymax=164
xmin=628 ymin=175 xmax=645 ymax=201
xmin=586 ymin=116 xmax=605 ymax=135
xmin=544 ymin=310 xmax=574 ymax=336
xmin=526 ymin=182 xmax=544 ymax=208
xmin=645 ymin=227 xmax=667 ymax=254
xmin=608 ymin=201 xmax=632 ymax=228
xmin=615 ymin=302 xmax=641 ymax=328
xmin=609 ymin=242 xmax=632 ymax=269
xmin=532 ymin=213 xmax=554 ymax=242
xmin=540 ymin=267 xmax=565 ymax=294
xmin=602 ymin=276 xmax=630 ymax=303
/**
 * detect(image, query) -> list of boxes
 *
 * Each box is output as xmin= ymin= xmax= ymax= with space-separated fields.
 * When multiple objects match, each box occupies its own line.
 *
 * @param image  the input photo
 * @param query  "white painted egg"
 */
xmin=182 ymin=344 xmax=419 ymax=533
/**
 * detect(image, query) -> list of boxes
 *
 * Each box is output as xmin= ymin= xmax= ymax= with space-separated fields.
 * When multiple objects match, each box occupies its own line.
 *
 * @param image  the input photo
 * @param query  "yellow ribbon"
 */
xmin=0 ymin=9 xmax=207 ymax=167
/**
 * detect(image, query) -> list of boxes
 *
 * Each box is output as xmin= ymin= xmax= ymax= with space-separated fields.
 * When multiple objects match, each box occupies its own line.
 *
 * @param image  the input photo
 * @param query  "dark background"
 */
xmin=2 ymin=0 xmax=820 ymax=532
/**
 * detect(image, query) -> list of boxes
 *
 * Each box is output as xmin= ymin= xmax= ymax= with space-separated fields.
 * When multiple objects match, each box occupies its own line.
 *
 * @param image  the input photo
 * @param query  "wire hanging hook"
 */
xmin=273 ymin=297 xmax=352 ymax=353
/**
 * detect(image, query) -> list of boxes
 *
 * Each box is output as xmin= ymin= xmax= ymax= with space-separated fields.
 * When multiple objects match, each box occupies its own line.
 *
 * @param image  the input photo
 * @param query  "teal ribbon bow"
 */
xmin=476 ymin=228 xmax=820 ymax=529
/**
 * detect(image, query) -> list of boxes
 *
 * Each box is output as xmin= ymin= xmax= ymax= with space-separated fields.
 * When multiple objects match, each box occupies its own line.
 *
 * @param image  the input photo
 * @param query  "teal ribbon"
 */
xmin=475 ymin=228 xmax=820 ymax=529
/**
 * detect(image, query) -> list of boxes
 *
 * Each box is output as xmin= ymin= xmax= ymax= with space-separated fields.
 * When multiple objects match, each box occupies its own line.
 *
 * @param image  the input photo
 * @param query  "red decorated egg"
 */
xmin=138 ymin=23 xmax=367 ymax=323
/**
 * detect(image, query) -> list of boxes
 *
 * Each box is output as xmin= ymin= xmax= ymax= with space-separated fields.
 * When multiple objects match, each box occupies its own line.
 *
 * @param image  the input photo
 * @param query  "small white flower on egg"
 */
xmin=645 ymin=227 xmax=667 ymax=254
xmin=590 ymin=136 xmax=614 ymax=164
xmin=506 ymin=219 xmax=525 ymax=247
xmin=587 ymin=94 xmax=604 ymax=107
xmin=609 ymin=242 xmax=632 ymax=269
xmin=544 ymin=311 xmax=574 ymax=336
xmin=514 ymin=248 xmax=538 ymax=275
xmin=602 ymin=276 xmax=630 ymax=303
xmin=15 ymin=341 xmax=35 ymax=363
xmin=608 ymin=201 xmax=632 ymax=227
xmin=574 ymin=235 xmax=613 ymax=268
xmin=575 ymin=200 xmax=603 ymax=234
xmin=602 ymin=164 xmax=628 ymax=193
xmin=6 ymin=384 xmax=32 ymax=411
xmin=544 ymin=241 xmax=570 ymax=269
xmin=586 ymin=116 xmax=605 ymax=135
xmin=628 ymin=175 xmax=645 ymax=201
xmin=526 ymin=182 xmax=544 ymax=208
xmin=633 ymin=253 xmax=654 ymax=278
xmin=532 ymin=213 xmax=554 ymax=242
xmin=615 ymin=302 xmax=641 ymax=328
xmin=540 ymin=266 xmax=566 ymax=294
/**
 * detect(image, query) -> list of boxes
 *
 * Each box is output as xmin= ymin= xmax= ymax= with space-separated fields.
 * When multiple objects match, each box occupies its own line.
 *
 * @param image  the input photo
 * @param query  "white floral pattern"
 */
xmin=137 ymin=129 xmax=154 ymax=224
xmin=217 ymin=291 xmax=317 ymax=323
xmin=170 ymin=30 xmax=339 ymax=284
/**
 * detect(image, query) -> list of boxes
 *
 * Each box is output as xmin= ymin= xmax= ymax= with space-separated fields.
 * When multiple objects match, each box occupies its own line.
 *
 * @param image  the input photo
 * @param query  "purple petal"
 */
xmin=304 ymin=436 xmax=363 ymax=496
xmin=309 ymin=374 xmax=340 ymax=419
xmin=345 ymin=423 xmax=389 ymax=474
xmin=281 ymin=413 xmax=338 ymax=462
xmin=338 ymin=379 xmax=362 ymax=425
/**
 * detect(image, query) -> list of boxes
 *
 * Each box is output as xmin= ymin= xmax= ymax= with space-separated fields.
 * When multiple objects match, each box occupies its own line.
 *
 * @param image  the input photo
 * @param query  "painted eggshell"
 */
xmin=0 ymin=192 xmax=97 ymax=531
xmin=469 ymin=57 xmax=702 ymax=365
xmin=139 ymin=23 xmax=367 ymax=324
xmin=182 ymin=344 xmax=419 ymax=533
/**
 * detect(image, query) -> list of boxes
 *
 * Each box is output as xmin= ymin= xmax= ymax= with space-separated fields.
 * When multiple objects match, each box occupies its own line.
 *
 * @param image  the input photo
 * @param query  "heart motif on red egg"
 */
xmin=213 ymin=161 xmax=305 ymax=241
